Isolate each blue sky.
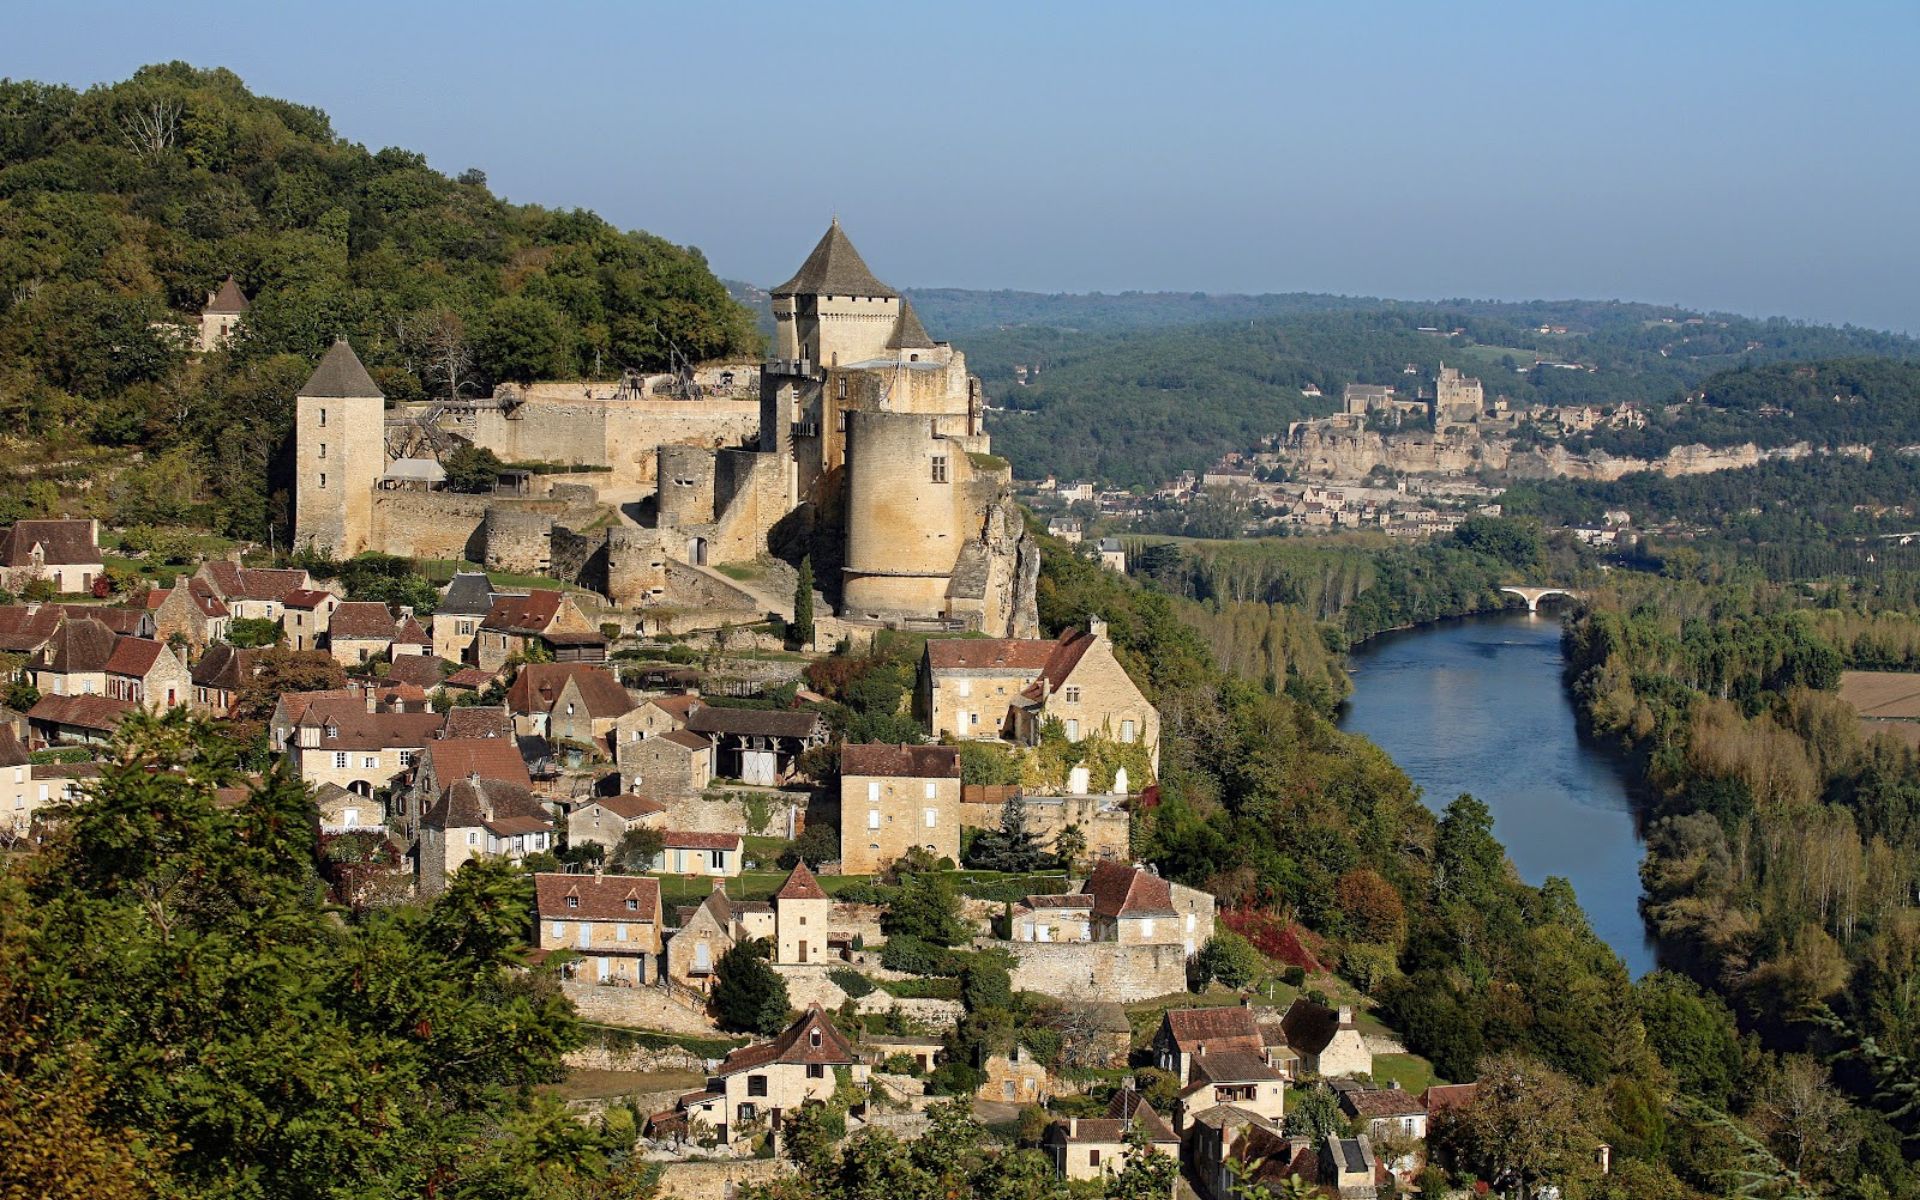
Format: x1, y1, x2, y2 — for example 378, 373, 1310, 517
9, 1, 1919, 330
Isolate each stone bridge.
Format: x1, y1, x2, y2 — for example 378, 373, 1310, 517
1500, 585, 1583, 612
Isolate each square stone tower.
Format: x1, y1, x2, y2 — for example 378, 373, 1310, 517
294, 338, 386, 558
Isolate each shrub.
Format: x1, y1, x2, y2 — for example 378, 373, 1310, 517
882, 1052, 923, 1077
880, 935, 950, 976
827, 967, 875, 999
926, 1060, 986, 1097
1282, 965, 1307, 987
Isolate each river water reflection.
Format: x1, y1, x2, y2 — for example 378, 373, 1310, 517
1337, 608, 1656, 976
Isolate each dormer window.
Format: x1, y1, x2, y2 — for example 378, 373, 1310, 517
567, 896, 579, 909
809, 1029, 822, 1048
324, 724, 338, 739
626, 898, 638, 910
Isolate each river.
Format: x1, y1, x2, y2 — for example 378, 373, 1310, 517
1337, 608, 1656, 977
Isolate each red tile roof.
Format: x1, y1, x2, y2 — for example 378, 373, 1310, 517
480, 590, 563, 634
28, 693, 136, 732
924, 637, 1058, 673
663, 830, 744, 851
1344, 1088, 1427, 1119
641, 693, 700, 723
420, 737, 533, 788
439, 705, 513, 740
35, 617, 119, 674
508, 664, 633, 719
283, 589, 334, 610
1279, 998, 1354, 1057
104, 637, 165, 678
328, 601, 398, 640
534, 872, 662, 922
840, 743, 961, 779
685, 706, 826, 739
774, 860, 829, 901
0, 606, 63, 653
443, 667, 496, 689
54, 605, 149, 636
596, 794, 667, 820
657, 729, 712, 752
715, 1008, 855, 1077
1421, 1083, 1479, 1114
295, 702, 444, 752
1081, 861, 1177, 920
1162, 1006, 1264, 1054
385, 655, 455, 689
0, 726, 28, 768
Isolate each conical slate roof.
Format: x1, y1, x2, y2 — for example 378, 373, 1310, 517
771, 219, 898, 299
204, 274, 250, 314
774, 859, 829, 901
300, 337, 384, 399
887, 299, 936, 350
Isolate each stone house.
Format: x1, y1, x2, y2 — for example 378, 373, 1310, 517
438, 703, 515, 742
314, 781, 385, 835
534, 871, 663, 986
392, 614, 430, 658
858, 1034, 944, 1073
1321, 1133, 1383, 1198
1340, 1086, 1427, 1179
1042, 1090, 1179, 1182
837, 743, 961, 875
1011, 862, 1212, 955
25, 694, 133, 747
194, 563, 313, 622
327, 601, 401, 665
684, 705, 828, 786
652, 830, 744, 877
1187, 1106, 1285, 1200
147, 576, 231, 650
399, 736, 534, 841
771, 860, 833, 965
433, 572, 497, 663
417, 775, 554, 896
475, 589, 595, 672
197, 275, 248, 351
1010, 893, 1094, 943
281, 588, 339, 652
188, 644, 261, 717
0, 605, 64, 658
617, 728, 712, 797
1154, 1006, 1267, 1084
921, 619, 1159, 771
665, 885, 767, 988
1097, 539, 1127, 573
1279, 999, 1372, 1079
27, 616, 119, 698
268, 688, 356, 751
0, 725, 91, 836
1175, 1046, 1288, 1129
611, 692, 699, 748
0, 519, 102, 595
567, 793, 667, 850
506, 663, 634, 744
976, 1045, 1050, 1106
676, 1007, 865, 1145
285, 698, 445, 796
102, 637, 190, 710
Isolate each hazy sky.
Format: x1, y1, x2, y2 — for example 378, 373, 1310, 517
11, 1, 1919, 330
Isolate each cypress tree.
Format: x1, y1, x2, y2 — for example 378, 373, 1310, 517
792, 556, 816, 647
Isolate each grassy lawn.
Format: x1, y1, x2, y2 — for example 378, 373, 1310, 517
1372, 1052, 1442, 1093
714, 562, 760, 582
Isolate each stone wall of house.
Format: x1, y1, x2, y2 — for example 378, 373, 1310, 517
654, 1160, 790, 1200
369, 490, 600, 566
563, 1041, 712, 1075
959, 795, 1133, 864
650, 791, 806, 837
996, 939, 1191, 1003
839, 772, 961, 875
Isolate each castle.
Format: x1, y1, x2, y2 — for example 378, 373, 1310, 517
293, 221, 1038, 637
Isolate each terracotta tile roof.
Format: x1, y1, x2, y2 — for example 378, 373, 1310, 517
295, 702, 444, 752
1192, 1049, 1285, 1084
444, 667, 496, 689
1081, 861, 1176, 920
508, 664, 633, 719
1344, 1088, 1426, 1119
385, 655, 455, 689
774, 860, 829, 901
328, 602, 398, 640
663, 830, 744, 851
205, 566, 309, 604
0, 726, 27, 767
54, 605, 149, 636
1279, 998, 1354, 1057
924, 637, 1057, 673
480, 590, 563, 634
684, 705, 825, 739
35, 617, 119, 674
0, 606, 63, 653
657, 729, 711, 752
1106, 1091, 1179, 1142
640, 693, 700, 723
1421, 1083, 1479, 1114
28, 693, 135, 732
1018, 628, 1099, 703
715, 1007, 856, 1077
283, 589, 334, 610
394, 616, 429, 644
439, 705, 513, 740
1185, 1103, 1278, 1133
424, 776, 549, 831
277, 689, 355, 725
1162, 1006, 1264, 1054
1049, 1118, 1130, 1145
0, 520, 98, 567
103, 637, 165, 678
840, 743, 960, 779
420, 737, 532, 788
534, 872, 661, 922
595, 793, 667, 820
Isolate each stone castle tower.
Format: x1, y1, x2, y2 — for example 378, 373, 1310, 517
294, 338, 386, 558
198, 275, 249, 353
1435, 363, 1484, 424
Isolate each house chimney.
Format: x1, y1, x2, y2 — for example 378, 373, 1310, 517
1067, 1118, 1077, 1137
1088, 615, 1107, 640
1337, 1005, 1354, 1026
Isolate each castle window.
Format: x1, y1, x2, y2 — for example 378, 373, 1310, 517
318, 443, 327, 459
1120, 720, 1136, 743
318, 473, 326, 489
924, 782, 937, 800
319, 408, 327, 427
837, 377, 847, 398
868, 809, 880, 830
930, 456, 948, 484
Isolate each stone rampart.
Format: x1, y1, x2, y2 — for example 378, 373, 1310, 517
995, 939, 1190, 1003
654, 1161, 790, 1200
467, 395, 759, 491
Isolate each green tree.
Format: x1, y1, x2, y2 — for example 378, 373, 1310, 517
224, 616, 283, 648
967, 795, 1046, 873
1637, 971, 1742, 1109
611, 825, 665, 873
791, 556, 815, 647
1284, 1083, 1345, 1143
1193, 930, 1264, 990
442, 443, 504, 494
712, 938, 790, 1035
882, 873, 970, 947
480, 295, 569, 383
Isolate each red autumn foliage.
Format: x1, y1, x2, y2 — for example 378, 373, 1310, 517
1221, 905, 1326, 973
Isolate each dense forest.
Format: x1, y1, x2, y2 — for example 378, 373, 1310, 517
960, 304, 1915, 487
0, 63, 759, 541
